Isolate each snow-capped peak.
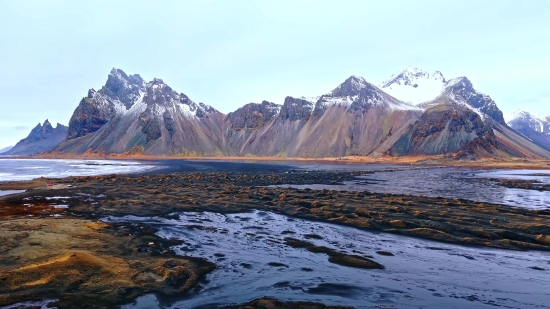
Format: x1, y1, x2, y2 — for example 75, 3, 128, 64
508, 109, 550, 133
380, 67, 447, 104
330, 75, 370, 97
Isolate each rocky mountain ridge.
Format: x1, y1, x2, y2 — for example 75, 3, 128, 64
5, 120, 68, 155
43, 68, 550, 159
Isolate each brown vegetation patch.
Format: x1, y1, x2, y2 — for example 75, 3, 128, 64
0, 218, 214, 309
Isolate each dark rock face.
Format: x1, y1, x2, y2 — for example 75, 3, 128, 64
225, 101, 281, 130
443, 77, 505, 124
67, 97, 115, 140
5, 120, 68, 155
391, 103, 499, 157
279, 97, 314, 121
139, 110, 162, 142
67, 68, 146, 140
163, 111, 176, 137
104, 69, 145, 108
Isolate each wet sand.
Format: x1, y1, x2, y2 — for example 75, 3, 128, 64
26, 152, 550, 170
1, 166, 549, 308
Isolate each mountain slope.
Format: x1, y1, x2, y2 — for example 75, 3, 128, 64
54, 69, 224, 156
5, 120, 68, 155
507, 110, 550, 151
391, 98, 502, 158
227, 76, 423, 157
383, 67, 549, 158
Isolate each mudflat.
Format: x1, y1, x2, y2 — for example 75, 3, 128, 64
0, 168, 549, 308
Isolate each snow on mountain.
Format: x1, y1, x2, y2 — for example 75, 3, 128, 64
313, 75, 421, 113
380, 67, 446, 105
508, 110, 550, 133
381, 68, 506, 124
67, 69, 220, 141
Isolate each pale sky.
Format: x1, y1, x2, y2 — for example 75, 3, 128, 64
1, 0, 549, 147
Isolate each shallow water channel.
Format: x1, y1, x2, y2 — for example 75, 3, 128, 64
105, 210, 550, 309
275, 168, 550, 210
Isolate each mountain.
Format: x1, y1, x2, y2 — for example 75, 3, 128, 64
507, 110, 550, 151
391, 98, 502, 158
50, 67, 550, 159
382, 67, 549, 159
381, 67, 505, 123
222, 76, 423, 157
5, 120, 68, 155
0, 146, 13, 154
54, 69, 224, 156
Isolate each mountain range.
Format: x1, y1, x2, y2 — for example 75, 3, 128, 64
9, 67, 550, 159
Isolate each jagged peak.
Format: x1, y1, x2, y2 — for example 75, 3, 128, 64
444, 76, 472, 90
109, 68, 129, 80
260, 100, 279, 106
43, 119, 51, 126
343, 75, 368, 87
330, 75, 375, 97
106, 68, 145, 88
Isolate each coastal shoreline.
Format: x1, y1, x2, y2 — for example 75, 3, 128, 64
5, 152, 550, 171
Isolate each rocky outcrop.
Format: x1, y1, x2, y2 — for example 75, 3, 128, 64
67, 69, 146, 140
5, 120, 68, 155
443, 77, 506, 124
225, 101, 281, 129
391, 101, 500, 158
280, 97, 314, 121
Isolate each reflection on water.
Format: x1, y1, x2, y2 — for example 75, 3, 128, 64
0, 159, 157, 182
476, 169, 550, 184
109, 211, 550, 309
0, 190, 25, 197
275, 168, 550, 209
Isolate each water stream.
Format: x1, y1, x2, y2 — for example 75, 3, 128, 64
106, 211, 550, 309
274, 168, 550, 209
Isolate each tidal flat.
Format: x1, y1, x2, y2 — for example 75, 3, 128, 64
0, 165, 549, 308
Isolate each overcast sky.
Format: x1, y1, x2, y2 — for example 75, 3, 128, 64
0, 0, 549, 147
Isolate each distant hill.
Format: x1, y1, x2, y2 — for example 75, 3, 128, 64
0, 145, 13, 154
507, 110, 550, 151
5, 120, 68, 155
